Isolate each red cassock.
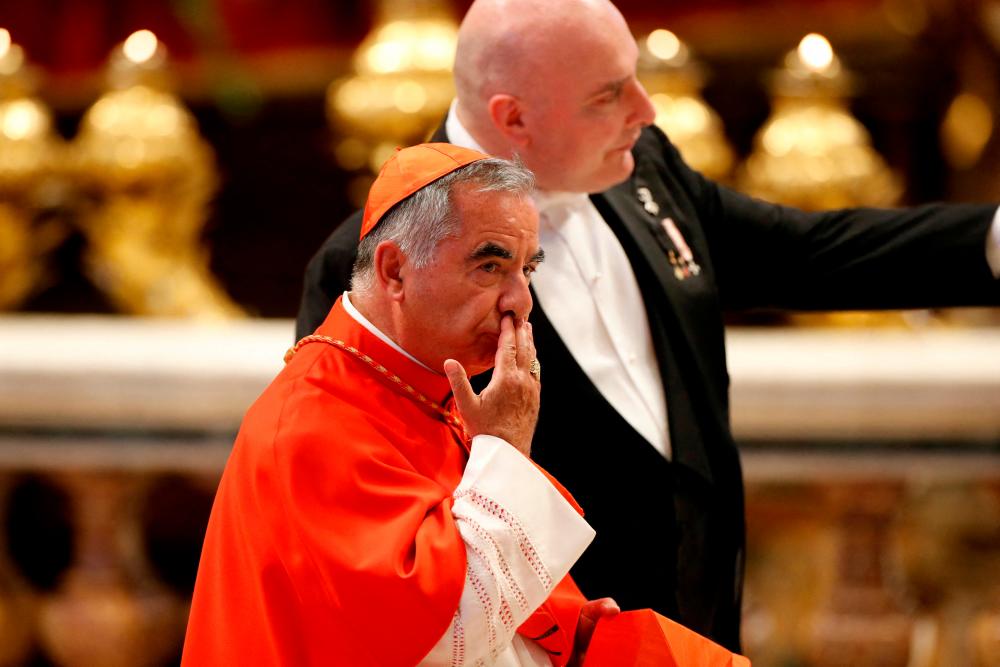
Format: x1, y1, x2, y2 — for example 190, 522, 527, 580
182, 298, 586, 666
583, 610, 752, 666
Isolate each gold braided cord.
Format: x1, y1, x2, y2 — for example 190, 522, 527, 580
285, 334, 468, 437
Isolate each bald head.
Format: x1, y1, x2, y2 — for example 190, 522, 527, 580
451, 0, 654, 193
454, 0, 633, 151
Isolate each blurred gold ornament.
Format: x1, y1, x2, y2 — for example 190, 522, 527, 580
738, 34, 902, 211
638, 29, 734, 181
0, 29, 69, 311
71, 30, 243, 319
327, 0, 457, 206
941, 92, 993, 170
739, 35, 907, 328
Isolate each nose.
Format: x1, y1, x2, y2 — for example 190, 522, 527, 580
626, 78, 656, 128
498, 271, 533, 322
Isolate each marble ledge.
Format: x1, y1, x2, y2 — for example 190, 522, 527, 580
0, 315, 998, 444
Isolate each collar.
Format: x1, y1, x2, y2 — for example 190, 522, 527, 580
445, 99, 488, 153
342, 292, 435, 373
314, 297, 453, 407
446, 100, 590, 219
531, 189, 591, 220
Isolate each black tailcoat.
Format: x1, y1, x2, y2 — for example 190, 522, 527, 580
296, 124, 999, 651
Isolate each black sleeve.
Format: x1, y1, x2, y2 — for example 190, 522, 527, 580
295, 210, 364, 340
646, 126, 999, 310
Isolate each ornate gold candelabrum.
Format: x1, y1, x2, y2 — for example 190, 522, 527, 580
327, 0, 457, 205
0, 29, 68, 311
638, 29, 734, 181
739, 34, 905, 327
70, 30, 243, 319
739, 34, 901, 210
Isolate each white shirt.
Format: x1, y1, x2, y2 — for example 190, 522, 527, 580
529, 191, 672, 459
447, 103, 673, 459
343, 291, 596, 666
447, 103, 1000, 464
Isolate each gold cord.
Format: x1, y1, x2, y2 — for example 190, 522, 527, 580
285, 335, 469, 440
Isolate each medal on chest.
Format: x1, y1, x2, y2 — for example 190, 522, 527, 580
636, 186, 702, 281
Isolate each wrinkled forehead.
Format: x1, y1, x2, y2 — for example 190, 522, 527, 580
452, 187, 539, 238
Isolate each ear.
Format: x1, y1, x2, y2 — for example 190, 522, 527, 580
487, 94, 530, 147
372, 241, 408, 301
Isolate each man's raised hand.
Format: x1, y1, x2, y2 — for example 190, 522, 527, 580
443, 315, 540, 456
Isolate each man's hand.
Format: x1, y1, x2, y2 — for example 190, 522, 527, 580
444, 315, 540, 456
569, 597, 620, 667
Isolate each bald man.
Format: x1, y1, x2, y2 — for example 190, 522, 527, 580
298, 0, 1000, 652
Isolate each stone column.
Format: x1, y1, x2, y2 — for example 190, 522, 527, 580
36, 471, 187, 667
0, 473, 36, 667
811, 481, 913, 667
970, 479, 1000, 667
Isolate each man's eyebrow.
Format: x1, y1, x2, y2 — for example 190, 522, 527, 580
470, 242, 513, 261
530, 248, 546, 264
586, 76, 628, 100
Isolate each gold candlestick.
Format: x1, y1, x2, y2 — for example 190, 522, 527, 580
738, 33, 901, 210
739, 34, 909, 328
0, 29, 68, 311
638, 29, 734, 181
71, 30, 244, 319
327, 0, 458, 205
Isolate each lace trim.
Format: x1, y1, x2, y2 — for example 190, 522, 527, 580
465, 548, 498, 657
455, 488, 553, 590
451, 609, 465, 667
463, 514, 531, 614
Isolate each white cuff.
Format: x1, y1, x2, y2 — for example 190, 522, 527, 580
460, 434, 595, 573
418, 435, 594, 665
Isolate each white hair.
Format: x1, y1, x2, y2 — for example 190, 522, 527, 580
350, 157, 534, 292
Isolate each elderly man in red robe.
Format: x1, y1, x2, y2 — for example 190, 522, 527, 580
182, 144, 617, 666
183, 143, 752, 667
